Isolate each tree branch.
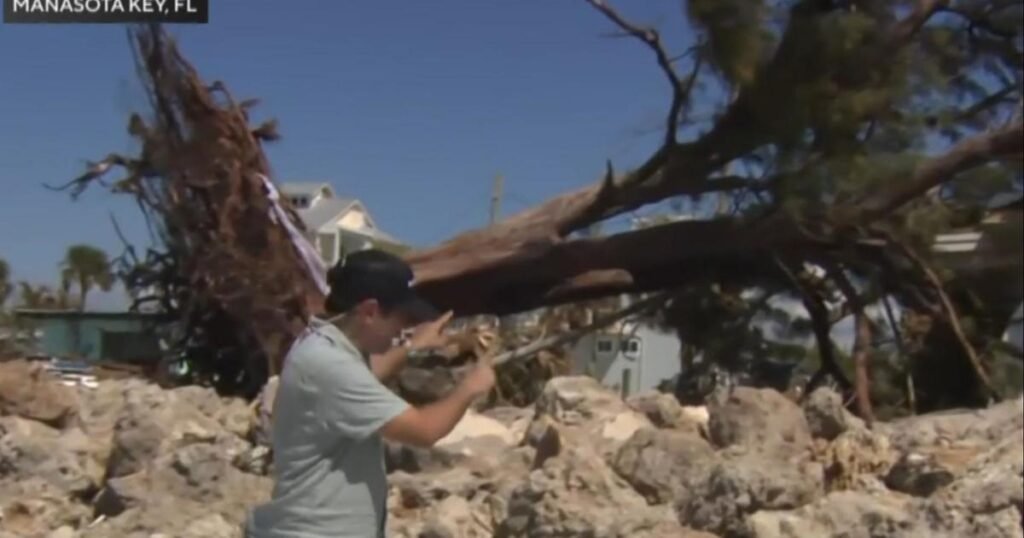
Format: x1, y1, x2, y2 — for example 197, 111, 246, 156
954, 85, 1019, 123
492, 291, 671, 367
842, 121, 1023, 224
825, 263, 877, 425
585, 0, 697, 145
881, 294, 916, 414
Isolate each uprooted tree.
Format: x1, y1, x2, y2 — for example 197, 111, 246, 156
58, 1, 1022, 417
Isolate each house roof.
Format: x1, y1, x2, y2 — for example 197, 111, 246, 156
298, 197, 359, 232
280, 182, 335, 198
343, 226, 404, 246
279, 181, 405, 245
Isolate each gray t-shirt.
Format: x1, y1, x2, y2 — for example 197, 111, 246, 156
247, 319, 409, 538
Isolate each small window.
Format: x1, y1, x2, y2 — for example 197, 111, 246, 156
596, 339, 614, 353
621, 338, 641, 357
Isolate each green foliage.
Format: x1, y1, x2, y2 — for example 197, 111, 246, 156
658, 283, 809, 385
686, 0, 774, 87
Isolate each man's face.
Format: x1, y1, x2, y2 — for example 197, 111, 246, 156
351, 299, 410, 355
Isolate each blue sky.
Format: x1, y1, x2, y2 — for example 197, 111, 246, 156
0, 1, 706, 309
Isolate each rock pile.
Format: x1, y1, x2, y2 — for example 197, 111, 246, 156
1, 359, 1021, 538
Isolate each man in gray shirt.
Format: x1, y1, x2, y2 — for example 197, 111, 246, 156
246, 249, 495, 537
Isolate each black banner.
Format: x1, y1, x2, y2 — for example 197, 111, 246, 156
4, 0, 208, 23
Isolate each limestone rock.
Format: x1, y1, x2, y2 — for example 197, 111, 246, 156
496, 446, 680, 538
707, 387, 813, 451
522, 415, 562, 469
385, 441, 468, 474
924, 433, 1024, 537
885, 446, 977, 497
821, 426, 896, 492
532, 376, 652, 457
388, 447, 531, 538
437, 410, 516, 451
3, 368, 1023, 538
627, 391, 683, 428
0, 417, 103, 499
802, 387, 861, 441
612, 427, 718, 505
48, 526, 77, 538
885, 396, 1024, 452
747, 490, 921, 538
103, 382, 224, 479
481, 406, 532, 441
181, 514, 241, 538
0, 360, 78, 428
387, 410, 516, 474
233, 445, 272, 476
677, 447, 824, 537
0, 478, 92, 537
391, 495, 494, 538
632, 524, 721, 538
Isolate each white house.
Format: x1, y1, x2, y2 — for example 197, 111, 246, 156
280, 182, 406, 266
570, 312, 681, 398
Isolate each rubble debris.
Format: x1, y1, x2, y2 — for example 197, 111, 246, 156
0, 359, 1021, 537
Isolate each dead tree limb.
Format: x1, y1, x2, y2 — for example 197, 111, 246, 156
844, 121, 1023, 224
410, 119, 1022, 315
404, 3, 1004, 316
826, 263, 877, 425
492, 291, 671, 367
584, 0, 701, 145
881, 294, 916, 414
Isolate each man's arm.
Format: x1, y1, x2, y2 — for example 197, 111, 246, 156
369, 346, 409, 382
379, 383, 477, 447
379, 356, 495, 448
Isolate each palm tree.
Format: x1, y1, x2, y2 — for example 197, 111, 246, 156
60, 245, 114, 311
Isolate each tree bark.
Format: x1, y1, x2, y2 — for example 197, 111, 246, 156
408, 122, 1023, 316
828, 264, 877, 425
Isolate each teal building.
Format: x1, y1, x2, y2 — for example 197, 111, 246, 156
14, 309, 163, 363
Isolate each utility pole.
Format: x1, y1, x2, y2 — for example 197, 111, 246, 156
489, 174, 504, 226
489, 173, 508, 330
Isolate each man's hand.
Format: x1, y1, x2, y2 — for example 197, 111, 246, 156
461, 353, 496, 398
407, 310, 454, 352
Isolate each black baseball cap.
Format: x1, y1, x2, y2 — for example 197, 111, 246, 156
324, 248, 440, 324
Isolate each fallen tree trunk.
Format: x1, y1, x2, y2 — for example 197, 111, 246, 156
62, 5, 1020, 402
408, 122, 1023, 315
